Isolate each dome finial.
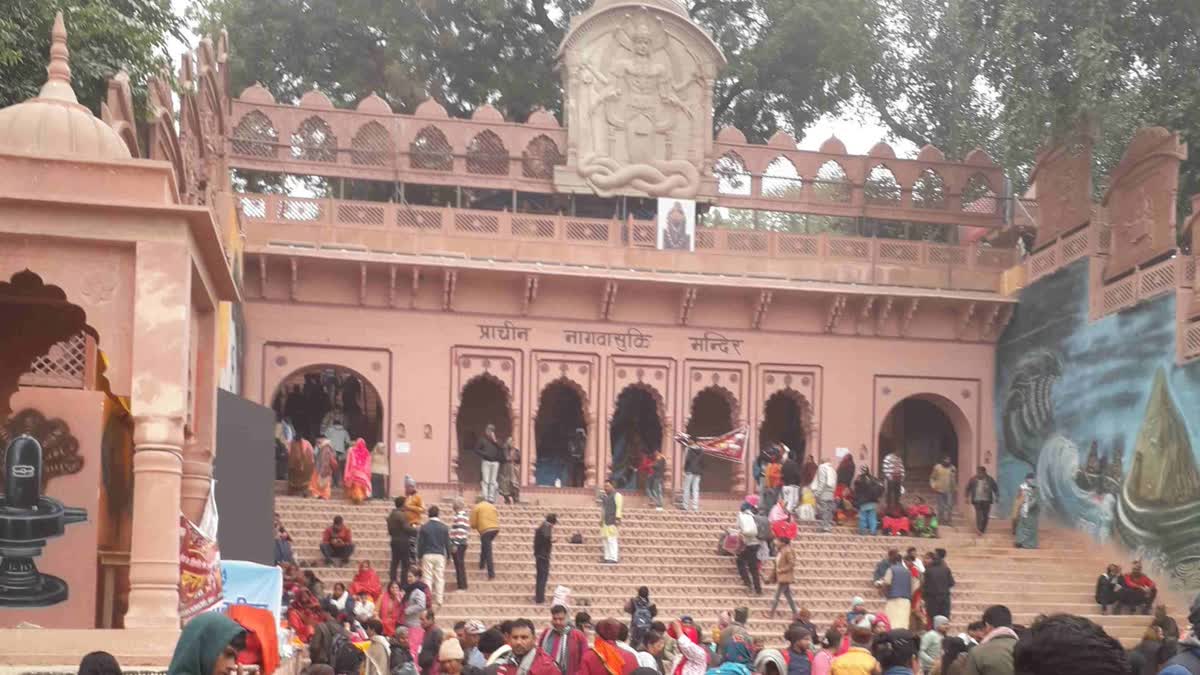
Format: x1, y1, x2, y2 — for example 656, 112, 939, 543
39, 11, 78, 104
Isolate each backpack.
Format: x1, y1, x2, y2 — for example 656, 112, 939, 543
391, 663, 417, 675
754, 514, 772, 543
632, 600, 653, 632
331, 632, 366, 675
720, 529, 745, 555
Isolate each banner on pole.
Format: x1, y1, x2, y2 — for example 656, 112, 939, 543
674, 427, 747, 463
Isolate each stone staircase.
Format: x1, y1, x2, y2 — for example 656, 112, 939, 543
276, 491, 1166, 648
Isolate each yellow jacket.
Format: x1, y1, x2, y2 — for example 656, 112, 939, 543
929, 464, 956, 494
832, 646, 880, 675
470, 500, 500, 533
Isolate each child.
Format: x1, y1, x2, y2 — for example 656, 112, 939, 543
354, 591, 376, 623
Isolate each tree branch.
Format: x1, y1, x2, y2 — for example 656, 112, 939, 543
713, 80, 748, 121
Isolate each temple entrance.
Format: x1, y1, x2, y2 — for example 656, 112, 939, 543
758, 390, 808, 463
609, 384, 663, 490
271, 364, 383, 449
878, 396, 959, 498
456, 374, 513, 487
687, 386, 737, 493
534, 378, 587, 487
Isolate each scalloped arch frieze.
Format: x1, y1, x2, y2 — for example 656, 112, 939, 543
606, 355, 676, 483
684, 359, 749, 493
530, 350, 601, 487
755, 364, 821, 459
450, 346, 522, 481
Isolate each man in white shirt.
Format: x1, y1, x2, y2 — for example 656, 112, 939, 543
636, 631, 666, 673
811, 457, 837, 533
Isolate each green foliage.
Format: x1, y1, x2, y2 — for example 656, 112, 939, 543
861, 0, 1200, 218
190, 0, 876, 139
0, 0, 182, 114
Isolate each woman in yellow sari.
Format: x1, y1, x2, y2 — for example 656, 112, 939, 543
310, 439, 337, 500
287, 439, 314, 496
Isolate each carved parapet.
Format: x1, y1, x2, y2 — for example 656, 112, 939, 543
1102, 127, 1187, 280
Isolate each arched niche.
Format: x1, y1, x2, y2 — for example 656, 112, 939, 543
533, 377, 588, 487
271, 363, 384, 450
609, 383, 665, 491
686, 384, 739, 493
455, 373, 515, 487
876, 393, 972, 494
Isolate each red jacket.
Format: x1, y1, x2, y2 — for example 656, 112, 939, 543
495, 650, 561, 675
580, 647, 637, 675
1125, 573, 1155, 590
538, 627, 589, 675
323, 525, 352, 545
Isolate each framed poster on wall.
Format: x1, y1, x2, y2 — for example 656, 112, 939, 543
657, 198, 696, 251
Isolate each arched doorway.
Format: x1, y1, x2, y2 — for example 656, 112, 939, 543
758, 390, 809, 463
534, 378, 587, 487
609, 384, 663, 491
878, 396, 960, 498
272, 364, 384, 449
456, 374, 513, 487
687, 386, 737, 493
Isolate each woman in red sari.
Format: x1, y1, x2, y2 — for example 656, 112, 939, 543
378, 580, 404, 638
287, 587, 322, 643
350, 561, 382, 601
343, 438, 373, 504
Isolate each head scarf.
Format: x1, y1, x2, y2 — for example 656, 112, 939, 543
440, 638, 465, 661
166, 613, 246, 675
744, 494, 760, 510
405, 475, 417, 490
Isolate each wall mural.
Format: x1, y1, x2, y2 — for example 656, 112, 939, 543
0, 408, 85, 487
996, 259, 1200, 587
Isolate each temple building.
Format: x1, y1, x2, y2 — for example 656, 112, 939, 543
1, 0, 1200, 664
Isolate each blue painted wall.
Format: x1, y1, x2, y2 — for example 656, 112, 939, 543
995, 258, 1200, 585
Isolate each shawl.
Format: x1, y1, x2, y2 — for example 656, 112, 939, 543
351, 562, 382, 600
311, 442, 336, 499
228, 604, 280, 675
379, 590, 404, 637
345, 439, 374, 494
167, 613, 246, 675
541, 627, 574, 675
288, 440, 315, 492
593, 640, 627, 675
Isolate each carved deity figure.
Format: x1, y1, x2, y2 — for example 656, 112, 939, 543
599, 14, 689, 164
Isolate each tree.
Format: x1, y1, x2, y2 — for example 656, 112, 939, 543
190, 0, 877, 140
0, 0, 182, 113
860, 0, 1200, 218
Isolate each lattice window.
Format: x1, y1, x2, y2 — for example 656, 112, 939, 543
20, 333, 87, 389
695, 229, 716, 249
865, 165, 901, 205
912, 169, 945, 209
1139, 262, 1176, 299
728, 231, 768, 253
513, 216, 556, 239
337, 203, 385, 226
566, 220, 608, 242
521, 135, 562, 179
1102, 278, 1136, 314
631, 223, 657, 246
962, 173, 997, 214
240, 196, 266, 219
396, 207, 443, 230
778, 235, 819, 256
828, 237, 869, 258
466, 131, 510, 175
410, 126, 453, 171
1030, 248, 1058, 278
351, 122, 393, 166
279, 198, 322, 221
455, 212, 499, 234
715, 152, 751, 196
762, 156, 802, 199
814, 160, 851, 203
1186, 322, 1200, 359
928, 245, 966, 265
231, 110, 278, 158
879, 241, 920, 263
290, 116, 337, 162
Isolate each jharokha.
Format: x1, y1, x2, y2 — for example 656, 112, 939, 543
2, 0, 1200, 669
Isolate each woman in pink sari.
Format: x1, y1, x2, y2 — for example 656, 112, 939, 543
344, 438, 373, 504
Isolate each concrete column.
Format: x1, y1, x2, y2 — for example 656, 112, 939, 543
181, 308, 217, 523
124, 241, 192, 629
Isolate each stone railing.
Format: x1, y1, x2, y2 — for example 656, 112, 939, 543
239, 193, 1016, 293
228, 89, 1008, 230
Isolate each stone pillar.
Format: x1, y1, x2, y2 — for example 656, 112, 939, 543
181, 308, 217, 523
124, 241, 192, 629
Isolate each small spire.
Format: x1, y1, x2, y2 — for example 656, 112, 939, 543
39, 11, 78, 103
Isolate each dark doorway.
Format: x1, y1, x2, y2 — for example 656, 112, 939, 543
271, 365, 383, 448
456, 375, 513, 487
609, 385, 663, 490
535, 378, 587, 487
758, 391, 808, 463
687, 386, 736, 493
878, 397, 958, 494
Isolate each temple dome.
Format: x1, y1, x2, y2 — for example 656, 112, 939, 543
0, 13, 130, 161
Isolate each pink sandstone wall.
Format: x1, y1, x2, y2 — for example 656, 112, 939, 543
242, 295, 998, 495
0, 387, 104, 629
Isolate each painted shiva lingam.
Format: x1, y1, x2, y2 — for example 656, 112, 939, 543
0, 434, 87, 606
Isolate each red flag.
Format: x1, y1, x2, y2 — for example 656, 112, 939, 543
675, 427, 747, 463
